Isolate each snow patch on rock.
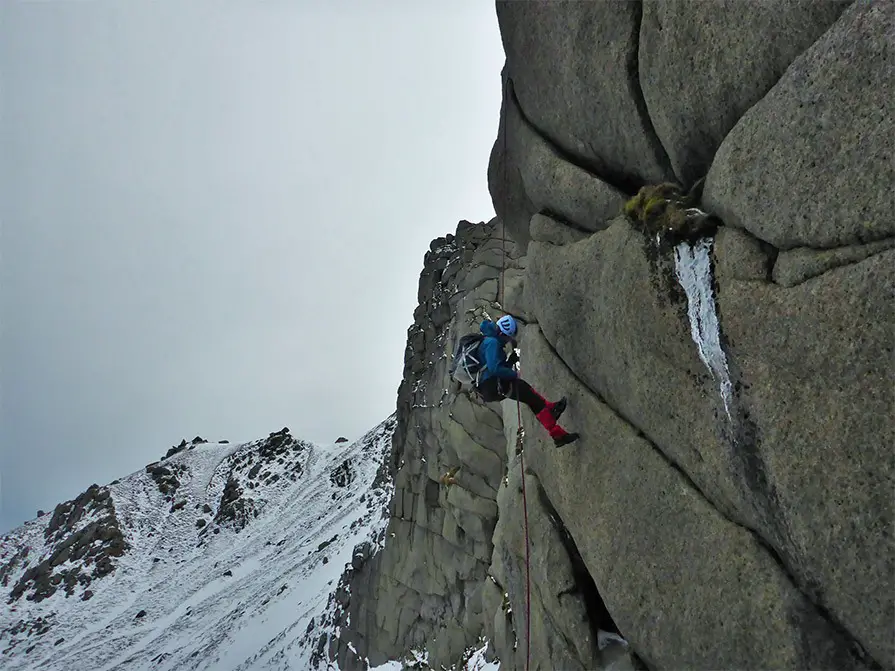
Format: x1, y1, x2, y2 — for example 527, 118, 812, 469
674, 237, 733, 419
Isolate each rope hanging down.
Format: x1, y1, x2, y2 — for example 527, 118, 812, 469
499, 100, 532, 671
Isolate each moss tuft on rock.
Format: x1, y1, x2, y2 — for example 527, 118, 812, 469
623, 181, 718, 243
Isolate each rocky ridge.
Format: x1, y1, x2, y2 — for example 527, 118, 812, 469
0, 422, 398, 670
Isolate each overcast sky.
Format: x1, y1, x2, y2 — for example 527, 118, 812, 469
0, 1, 503, 533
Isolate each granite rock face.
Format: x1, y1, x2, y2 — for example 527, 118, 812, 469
639, 0, 849, 184
703, 1, 895, 249
331, 2, 894, 668
496, 0, 674, 187
328, 220, 519, 669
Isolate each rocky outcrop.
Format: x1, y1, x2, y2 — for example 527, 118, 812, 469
332, 2, 893, 669
211, 429, 307, 533
327, 220, 522, 669
639, 0, 849, 184
3, 485, 127, 604
330, 460, 355, 488
145, 462, 187, 497
496, 0, 673, 188
486, 0, 892, 667
164, 439, 189, 460
703, 1, 895, 249
1, 616, 55, 657
327, 219, 644, 671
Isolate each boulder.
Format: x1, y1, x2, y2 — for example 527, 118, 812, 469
496, 0, 673, 186
639, 0, 849, 184
704, 1, 895, 248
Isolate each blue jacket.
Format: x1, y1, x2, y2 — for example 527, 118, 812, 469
477, 320, 517, 382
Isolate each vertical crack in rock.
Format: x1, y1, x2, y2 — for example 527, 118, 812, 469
538, 330, 882, 669
534, 483, 650, 670
672, 236, 733, 419
507, 78, 643, 197
535, 484, 620, 638
628, 1, 675, 181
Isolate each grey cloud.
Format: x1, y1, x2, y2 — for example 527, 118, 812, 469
1, 0, 503, 532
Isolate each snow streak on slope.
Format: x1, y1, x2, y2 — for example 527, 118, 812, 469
0, 416, 396, 671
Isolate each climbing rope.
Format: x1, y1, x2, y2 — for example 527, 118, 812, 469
517, 406, 532, 671
499, 98, 532, 671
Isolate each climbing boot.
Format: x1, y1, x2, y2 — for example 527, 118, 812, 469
549, 397, 567, 421
553, 432, 579, 448
537, 408, 576, 446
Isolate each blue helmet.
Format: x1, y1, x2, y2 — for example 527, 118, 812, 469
497, 315, 517, 338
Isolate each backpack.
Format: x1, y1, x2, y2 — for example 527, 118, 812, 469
449, 334, 486, 385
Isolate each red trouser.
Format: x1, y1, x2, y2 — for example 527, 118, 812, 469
476, 377, 569, 439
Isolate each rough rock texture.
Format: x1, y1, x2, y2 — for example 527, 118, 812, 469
715, 247, 895, 665
488, 459, 635, 671
525, 214, 892, 666
772, 237, 895, 287
639, 0, 849, 184
704, 0, 895, 249
328, 220, 639, 670
496, 0, 673, 187
333, 2, 893, 669
329, 220, 519, 669
489, 74, 628, 246
520, 324, 868, 670
530, 213, 589, 247
492, 0, 892, 663
2, 485, 127, 604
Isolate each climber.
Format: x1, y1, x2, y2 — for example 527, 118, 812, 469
474, 315, 579, 448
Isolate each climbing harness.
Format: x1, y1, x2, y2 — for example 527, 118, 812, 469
499, 109, 533, 671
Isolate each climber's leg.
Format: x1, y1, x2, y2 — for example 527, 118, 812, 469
504, 379, 579, 447
502, 378, 547, 414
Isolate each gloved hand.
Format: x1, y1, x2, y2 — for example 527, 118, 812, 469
507, 351, 520, 367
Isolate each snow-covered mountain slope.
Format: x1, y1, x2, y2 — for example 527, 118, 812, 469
0, 417, 397, 671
